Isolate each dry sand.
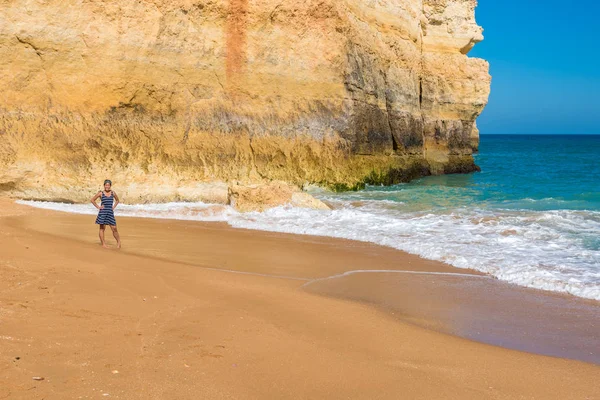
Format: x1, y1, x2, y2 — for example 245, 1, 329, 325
1, 199, 599, 399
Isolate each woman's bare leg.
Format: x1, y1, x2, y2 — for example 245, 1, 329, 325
110, 225, 121, 249
99, 225, 108, 248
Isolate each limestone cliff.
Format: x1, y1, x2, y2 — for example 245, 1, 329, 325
0, 0, 490, 203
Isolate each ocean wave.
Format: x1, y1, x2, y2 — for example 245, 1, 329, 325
494, 197, 600, 212
17, 199, 600, 301
17, 200, 235, 221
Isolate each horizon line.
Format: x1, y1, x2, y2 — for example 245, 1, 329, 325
479, 133, 600, 136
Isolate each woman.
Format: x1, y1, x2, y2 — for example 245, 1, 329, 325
91, 179, 121, 249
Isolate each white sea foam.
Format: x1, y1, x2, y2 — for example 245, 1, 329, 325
18, 199, 600, 301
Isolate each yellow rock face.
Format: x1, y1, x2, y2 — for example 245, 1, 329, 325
0, 0, 490, 203
228, 181, 330, 212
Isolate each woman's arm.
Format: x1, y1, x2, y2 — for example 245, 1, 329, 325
112, 192, 120, 210
91, 191, 102, 209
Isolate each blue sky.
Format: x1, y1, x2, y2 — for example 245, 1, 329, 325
469, 1, 600, 134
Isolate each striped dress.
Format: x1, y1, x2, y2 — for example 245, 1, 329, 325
95, 192, 117, 226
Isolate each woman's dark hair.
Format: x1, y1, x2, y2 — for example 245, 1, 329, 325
104, 179, 112, 186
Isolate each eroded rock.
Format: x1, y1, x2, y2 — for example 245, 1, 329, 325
0, 0, 491, 202
228, 181, 329, 213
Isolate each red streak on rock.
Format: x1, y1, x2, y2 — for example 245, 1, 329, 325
225, 0, 248, 82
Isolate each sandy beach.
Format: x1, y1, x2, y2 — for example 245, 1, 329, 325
1, 199, 599, 400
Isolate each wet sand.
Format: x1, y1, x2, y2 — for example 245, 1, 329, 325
305, 272, 600, 364
1, 199, 599, 399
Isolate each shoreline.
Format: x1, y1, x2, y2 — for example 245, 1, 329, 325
1, 199, 599, 399
16, 199, 600, 305
10, 200, 600, 360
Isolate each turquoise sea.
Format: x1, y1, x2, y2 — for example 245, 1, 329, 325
21, 134, 600, 300
355, 134, 600, 213
311, 134, 600, 299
